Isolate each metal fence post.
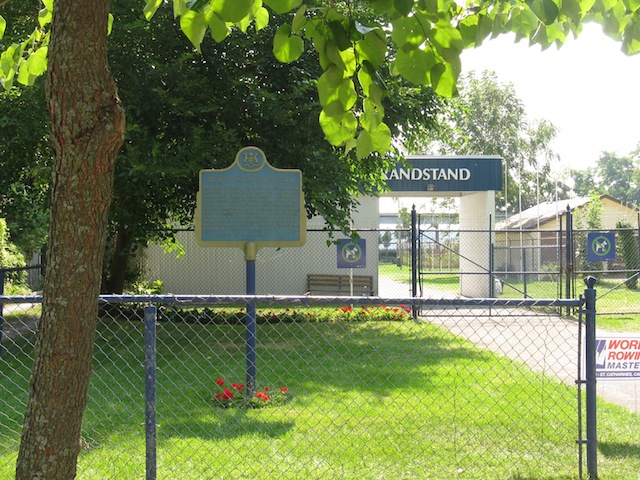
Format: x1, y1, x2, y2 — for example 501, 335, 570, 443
489, 215, 494, 298
0, 270, 5, 359
245, 242, 258, 396
566, 207, 574, 314
144, 304, 158, 480
583, 276, 598, 479
411, 205, 418, 319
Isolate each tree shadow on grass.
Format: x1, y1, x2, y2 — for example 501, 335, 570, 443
160, 408, 295, 441
599, 440, 640, 459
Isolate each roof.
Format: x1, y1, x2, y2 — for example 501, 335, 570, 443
496, 195, 636, 230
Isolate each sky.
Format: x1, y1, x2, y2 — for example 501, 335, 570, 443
460, 23, 640, 173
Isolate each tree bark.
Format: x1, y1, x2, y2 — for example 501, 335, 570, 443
16, 1, 125, 478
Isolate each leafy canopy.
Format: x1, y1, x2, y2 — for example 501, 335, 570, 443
1, 0, 639, 159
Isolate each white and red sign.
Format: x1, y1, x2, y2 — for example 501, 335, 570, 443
595, 334, 640, 380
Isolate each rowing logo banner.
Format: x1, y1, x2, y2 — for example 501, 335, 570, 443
593, 334, 640, 380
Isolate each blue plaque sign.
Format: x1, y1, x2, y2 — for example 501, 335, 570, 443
384, 155, 502, 193
195, 147, 306, 249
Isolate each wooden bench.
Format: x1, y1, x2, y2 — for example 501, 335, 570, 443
306, 274, 374, 296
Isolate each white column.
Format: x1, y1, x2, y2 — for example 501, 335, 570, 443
459, 191, 495, 297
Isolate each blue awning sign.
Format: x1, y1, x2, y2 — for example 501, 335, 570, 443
384, 156, 502, 193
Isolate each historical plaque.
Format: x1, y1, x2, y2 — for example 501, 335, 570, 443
195, 146, 306, 249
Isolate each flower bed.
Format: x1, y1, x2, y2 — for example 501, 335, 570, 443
213, 378, 290, 409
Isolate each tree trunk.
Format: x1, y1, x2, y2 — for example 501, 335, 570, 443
16, 1, 125, 478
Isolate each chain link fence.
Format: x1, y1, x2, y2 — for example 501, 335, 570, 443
2, 294, 592, 479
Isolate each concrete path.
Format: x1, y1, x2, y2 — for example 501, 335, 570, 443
379, 275, 640, 414
1, 303, 40, 341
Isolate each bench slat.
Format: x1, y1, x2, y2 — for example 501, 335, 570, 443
307, 274, 374, 296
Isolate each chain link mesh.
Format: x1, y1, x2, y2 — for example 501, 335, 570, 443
1, 296, 584, 478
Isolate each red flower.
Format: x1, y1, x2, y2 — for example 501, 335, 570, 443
215, 378, 225, 386
231, 383, 244, 391
222, 388, 234, 400
256, 392, 270, 401
264, 387, 269, 392
280, 387, 288, 393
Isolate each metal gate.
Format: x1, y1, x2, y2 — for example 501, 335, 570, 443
413, 206, 640, 308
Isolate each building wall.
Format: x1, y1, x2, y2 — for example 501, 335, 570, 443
539, 197, 638, 231
144, 196, 380, 295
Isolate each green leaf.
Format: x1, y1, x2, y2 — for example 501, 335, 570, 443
264, 0, 303, 15
356, 122, 391, 158
394, 0, 414, 16
254, 7, 269, 31
527, 0, 560, 25
370, 122, 391, 154
1, 69, 15, 90
356, 130, 374, 158
144, 0, 164, 20
624, 0, 640, 12
430, 58, 459, 97
211, 0, 253, 23
371, 0, 393, 14
459, 15, 478, 47
391, 16, 427, 49
323, 99, 347, 117
393, 48, 436, 86
207, 12, 231, 42
42, 0, 54, 10
180, 10, 208, 50
273, 24, 304, 63
602, 2, 629, 36
319, 110, 357, 146
17, 62, 35, 87
26, 47, 48, 77
108, 13, 114, 35
622, 16, 640, 54
357, 67, 374, 98
355, 28, 387, 68
291, 5, 306, 33
433, 21, 464, 53
324, 39, 356, 75
328, 21, 352, 51
0, 15, 6, 40
38, 8, 52, 28
361, 98, 384, 131
187, 0, 211, 10
174, 0, 189, 18
510, 6, 540, 39
317, 67, 356, 110
560, 0, 583, 23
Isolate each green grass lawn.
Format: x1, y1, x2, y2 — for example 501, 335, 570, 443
4, 312, 640, 479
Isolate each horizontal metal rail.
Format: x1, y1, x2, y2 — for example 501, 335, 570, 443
0, 294, 584, 308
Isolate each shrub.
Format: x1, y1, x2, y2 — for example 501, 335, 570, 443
616, 220, 639, 290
